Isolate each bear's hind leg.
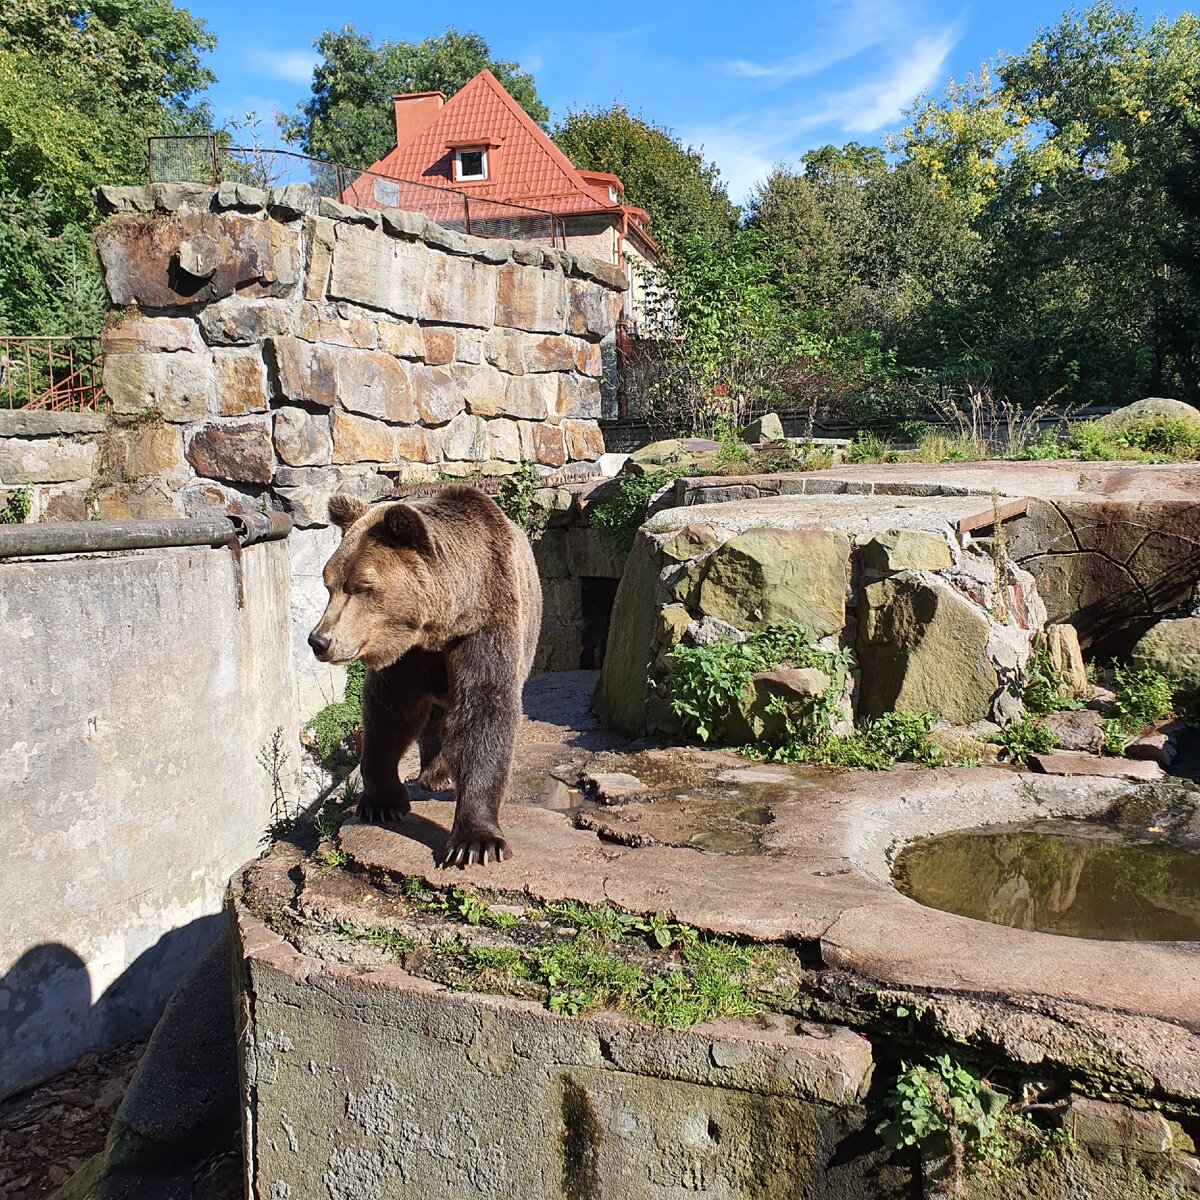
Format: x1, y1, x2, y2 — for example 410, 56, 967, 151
358, 674, 433, 825
417, 704, 453, 792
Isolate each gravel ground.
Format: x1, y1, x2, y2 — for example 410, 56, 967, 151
0, 1040, 145, 1199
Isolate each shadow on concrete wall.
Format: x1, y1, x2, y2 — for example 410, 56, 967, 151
0, 914, 223, 1100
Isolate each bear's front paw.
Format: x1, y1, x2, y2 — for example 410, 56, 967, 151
357, 787, 411, 825
438, 822, 511, 868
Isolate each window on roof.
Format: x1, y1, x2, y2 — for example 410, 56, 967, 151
455, 148, 487, 181
608, 186, 619, 203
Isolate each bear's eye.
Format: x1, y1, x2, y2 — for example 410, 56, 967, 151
346, 582, 374, 597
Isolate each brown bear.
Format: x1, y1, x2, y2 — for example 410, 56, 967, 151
307, 485, 542, 866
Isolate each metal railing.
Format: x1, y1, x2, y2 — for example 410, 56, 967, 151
147, 137, 566, 246
1, 336, 104, 412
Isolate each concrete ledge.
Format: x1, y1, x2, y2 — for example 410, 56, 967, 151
0, 409, 108, 437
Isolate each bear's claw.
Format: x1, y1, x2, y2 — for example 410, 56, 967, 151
438, 833, 511, 868
417, 764, 453, 792
357, 793, 411, 824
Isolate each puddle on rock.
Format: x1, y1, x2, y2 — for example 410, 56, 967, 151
892, 819, 1200, 941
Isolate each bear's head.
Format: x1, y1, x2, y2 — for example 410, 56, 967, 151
307, 494, 441, 668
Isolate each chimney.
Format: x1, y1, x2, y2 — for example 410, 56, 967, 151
392, 91, 446, 148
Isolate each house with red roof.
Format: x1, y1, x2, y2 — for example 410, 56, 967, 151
359, 69, 658, 342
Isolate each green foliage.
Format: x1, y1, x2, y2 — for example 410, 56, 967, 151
767, 710, 942, 770
0, 0, 215, 335
552, 104, 738, 247
0, 485, 31, 523
878, 1056, 1008, 1165
1023, 649, 1084, 715
590, 469, 681, 554
307, 661, 365, 765
496, 462, 542, 540
991, 716, 1058, 764
1102, 662, 1174, 753
337, 922, 415, 960
283, 26, 547, 167
668, 623, 845, 743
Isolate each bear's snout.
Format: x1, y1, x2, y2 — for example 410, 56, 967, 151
308, 630, 332, 659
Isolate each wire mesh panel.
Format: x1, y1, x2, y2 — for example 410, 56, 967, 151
465, 197, 564, 245
147, 136, 218, 184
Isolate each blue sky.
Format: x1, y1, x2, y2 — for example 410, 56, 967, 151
198, 0, 1193, 203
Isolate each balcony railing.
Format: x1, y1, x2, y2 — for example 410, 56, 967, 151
1, 336, 104, 412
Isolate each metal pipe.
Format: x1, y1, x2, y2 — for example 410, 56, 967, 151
0, 514, 291, 559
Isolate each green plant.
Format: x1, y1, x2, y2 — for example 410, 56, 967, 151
1102, 662, 1174, 754
497, 462, 543, 540
306, 662, 365, 766
848, 431, 896, 464
1023, 648, 1083, 715
258, 726, 300, 838
991, 715, 1058, 764
878, 1056, 1008, 1170
0, 486, 32, 524
590, 469, 683, 554
767, 709, 942, 770
668, 623, 848, 742
336, 922, 415, 960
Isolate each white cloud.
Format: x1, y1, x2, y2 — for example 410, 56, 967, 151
688, 21, 962, 201
246, 48, 318, 85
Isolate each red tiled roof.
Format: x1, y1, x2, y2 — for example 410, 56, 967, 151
367, 69, 636, 223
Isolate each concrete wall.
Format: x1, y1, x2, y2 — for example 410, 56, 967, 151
83, 184, 624, 529
0, 535, 300, 1098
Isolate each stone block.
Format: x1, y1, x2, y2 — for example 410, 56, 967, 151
541, 578, 581, 622
109, 422, 183, 481
377, 318, 424, 359
331, 410, 396, 464
214, 350, 269, 415
482, 327, 527, 374
0, 410, 106, 438
103, 314, 201, 354
148, 182, 219, 212
498, 373, 558, 420
455, 363, 508, 417
302, 214, 336, 303
92, 184, 155, 215
95, 211, 299, 308
103, 350, 211, 423
213, 181, 267, 212
93, 480, 178, 519
556, 374, 601, 420
440, 412, 489, 462
421, 326, 457, 365
568, 526, 626, 579
198, 300, 297, 345
534, 529, 570, 578
488, 419, 523, 463
336, 350, 416, 424
533, 422, 566, 467
1132, 617, 1200, 700
409, 364, 463, 425
564, 420, 605, 461
0, 438, 97, 485
1065, 1098, 1173, 1153
740, 413, 785, 443
859, 529, 953, 573
328, 222, 429, 318
393, 424, 439, 464
698, 529, 849, 637
268, 183, 313, 221
496, 263, 566, 333
185, 420, 273, 484
273, 465, 389, 527
273, 409, 332, 468
266, 337, 338, 408
1045, 623, 1090, 698
44, 488, 89, 521
422, 253, 497, 328
570, 253, 629, 290
522, 333, 578, 373
316, 197, 379, 226
1042, 708, 1106, 753
575, 339, 603, 377
295, 302, 376, 350
566, 277, 619, 338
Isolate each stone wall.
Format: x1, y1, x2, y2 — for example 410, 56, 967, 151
87, 183, 624, 528
0, 532, 301, 1098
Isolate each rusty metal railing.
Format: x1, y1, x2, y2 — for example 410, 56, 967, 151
1, 336, 104, 412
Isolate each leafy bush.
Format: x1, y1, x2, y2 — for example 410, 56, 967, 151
591, 469, 683, 554
0, 486, 32, 524
766, 709, 942, 770
1102, 662, 1174, 754
668, 623, 845, 742
496, 463, 543, 540
307, 661, 366, 765
1023, 648, 1083, 715
991, 715, 1058, 764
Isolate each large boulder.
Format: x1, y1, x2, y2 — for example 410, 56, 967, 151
1097, 397, 1200, 432
697, 529, 849, 637
739, 413, 785, 443
623, 438, 720, 477
1131, 617, 1200, 700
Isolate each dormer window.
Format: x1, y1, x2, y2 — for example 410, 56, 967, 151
455, 148, 487, 181
609, 186, 619, 203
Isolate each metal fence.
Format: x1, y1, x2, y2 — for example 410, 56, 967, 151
1, 337, 104, 412
147, 138, 565, 246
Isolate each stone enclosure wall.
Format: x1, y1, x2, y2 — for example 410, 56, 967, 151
80, 182, 622, 527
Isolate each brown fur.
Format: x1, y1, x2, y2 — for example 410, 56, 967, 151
309, 486, 542, 865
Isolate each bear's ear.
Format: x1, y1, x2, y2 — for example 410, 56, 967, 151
328, 494, 369, 532
380, 503, 435, 556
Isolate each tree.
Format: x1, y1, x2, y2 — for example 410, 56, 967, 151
0, 0, 215, 334
552, 105, 739, 247
283, 27, 548, 168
